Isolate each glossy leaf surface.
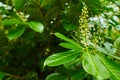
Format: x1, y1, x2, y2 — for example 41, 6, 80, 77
28, 22, 44, 33
7, 26, 25, 40
1, 18, 22, 26
44, 50, 80, 66
82, 52, 110, 79
99, 56, 120, 80
59, 42, 83, 50
46, 73, 66, 80
55, 33, 79, 46
71, 69, 87, 80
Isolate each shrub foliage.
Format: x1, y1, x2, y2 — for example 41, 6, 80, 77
0, 0, 120, 80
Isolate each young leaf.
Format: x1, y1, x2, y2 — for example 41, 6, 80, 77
44, 50, 80, 66
46, 73, 66, 80
7, 26, 25, 40
28, 22, 44, 33
99, 55, 120, 80
82, 51, 110, 79
55, 33, 79, 46
59, 42, 83, 50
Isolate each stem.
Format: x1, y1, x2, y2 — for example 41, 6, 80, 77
5, 73, 25, 80
33, 0, 47, 26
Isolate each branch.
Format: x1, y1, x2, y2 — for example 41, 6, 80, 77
33, 0, 47, 26
5, 73, 25, 80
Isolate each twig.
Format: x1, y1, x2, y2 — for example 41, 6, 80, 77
33, 0, 47, 26
5, 73, 25, 80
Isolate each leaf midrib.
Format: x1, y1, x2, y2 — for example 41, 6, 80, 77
87, 51, 99, 77
100, 57, 119, 80
45, 50, 80, 66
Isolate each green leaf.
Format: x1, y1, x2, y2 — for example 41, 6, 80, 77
64, 58, 81, 70
7, 26, 25, 40
83, 0, 102, 14
96, 45, 108, 54
0, 71, 5, 80
44, 50, 80, 66
28, 22, 44, 33
46, 73, 66, 80
95, 44, 120, 60
41, 0, 55, 7
63, 24, 77, 31
59, 42, 83, 50
99, 55, 120, 80
26, 71, 38, 79
14, 0, 24, 10
71, 69, 87, 80
1, 18, 22, 26
0, 7, 6, 13
104, 42, 116, 54
82, 51, 110, 79
55, 33, 80, 46
114, 37, 120, 49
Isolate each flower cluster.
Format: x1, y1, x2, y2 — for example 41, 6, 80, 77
74, 6, 90, 47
